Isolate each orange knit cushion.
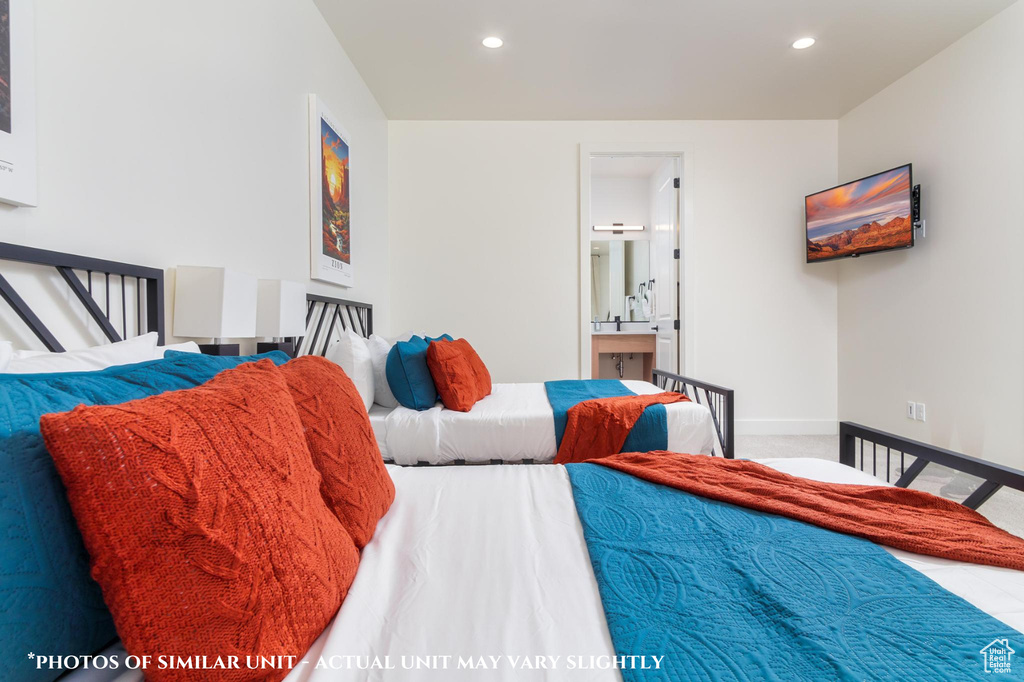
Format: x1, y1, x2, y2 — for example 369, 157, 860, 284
426, 338, 491, 412
460, 339, 492, 397
278, 355, 394, 549
39, 360, 358, 682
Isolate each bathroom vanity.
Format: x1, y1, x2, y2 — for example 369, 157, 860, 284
591, 331, 656, 382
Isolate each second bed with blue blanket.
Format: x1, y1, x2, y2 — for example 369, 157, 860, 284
375, 380, 716, 465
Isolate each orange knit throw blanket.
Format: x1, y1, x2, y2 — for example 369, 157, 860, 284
555, 392, 690, 464
591, 450, 1024, 572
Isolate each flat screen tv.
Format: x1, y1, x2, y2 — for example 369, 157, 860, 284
805, 164, 914, 263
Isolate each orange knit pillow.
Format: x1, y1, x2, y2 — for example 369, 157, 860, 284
39, 360, 358, 682
278, 355, 394, 549
426, 338, 491, 412
460, 338, 492, 397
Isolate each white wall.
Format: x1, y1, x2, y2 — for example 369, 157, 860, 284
389, 121, 839, 433
0, 0, 390, 348
837, 2, 1024, 467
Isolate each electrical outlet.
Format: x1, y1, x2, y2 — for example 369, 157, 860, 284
906, 401, 916, 420
916, 403, 926, 422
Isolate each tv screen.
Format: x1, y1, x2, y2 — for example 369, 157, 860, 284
805, 164, 913, 262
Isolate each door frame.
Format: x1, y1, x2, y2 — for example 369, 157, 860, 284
578, 142, 696, 379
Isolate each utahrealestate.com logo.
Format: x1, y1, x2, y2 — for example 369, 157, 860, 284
980, 639, 1015, 674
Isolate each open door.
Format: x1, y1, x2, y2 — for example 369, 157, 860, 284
651, 158, 679, 374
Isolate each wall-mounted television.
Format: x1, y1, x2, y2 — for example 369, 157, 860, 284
805, 164, 914, 263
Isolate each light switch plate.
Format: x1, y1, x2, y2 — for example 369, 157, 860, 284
916, 403, 926, 422
906, 401, 916, 419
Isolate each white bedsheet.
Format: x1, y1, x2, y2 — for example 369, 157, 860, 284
66, 459, 1024, 682
375, 381, 717, 465
368, 404, 392, 461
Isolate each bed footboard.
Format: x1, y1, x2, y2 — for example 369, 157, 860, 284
653, 370, 735, 459
840, 422, 1024, 510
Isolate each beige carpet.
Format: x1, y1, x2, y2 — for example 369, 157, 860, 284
738, 434, 1023, 538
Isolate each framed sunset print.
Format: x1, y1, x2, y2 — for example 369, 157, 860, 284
309, 94, 353, 287
0, 0, 38, 207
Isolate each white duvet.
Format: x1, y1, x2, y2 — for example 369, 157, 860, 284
68, 459, 1024, 682
369, 381, 717, 465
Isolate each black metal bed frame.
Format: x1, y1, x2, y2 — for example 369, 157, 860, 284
840, 422, 1024, 511
4, 242, 1022, 512
0, 242, 165, 348
292, 293, 373, 356
654, 369, 735, 459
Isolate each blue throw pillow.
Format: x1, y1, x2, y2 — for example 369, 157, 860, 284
0, 351, 288, 682
385, 334, 452, 410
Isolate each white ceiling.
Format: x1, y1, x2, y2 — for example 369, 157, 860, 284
314, 0, 1013, 120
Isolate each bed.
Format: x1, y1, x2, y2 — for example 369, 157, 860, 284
367, 381, 716, 465
294, 295, 735, 463
3, 242, 1023, 681
67, 458, 1024, 682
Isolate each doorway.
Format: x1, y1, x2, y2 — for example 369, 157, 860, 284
579, 144, 693, 381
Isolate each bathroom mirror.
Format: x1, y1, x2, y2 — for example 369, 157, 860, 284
590, 240, 652, 323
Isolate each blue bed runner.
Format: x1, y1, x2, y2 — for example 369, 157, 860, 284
566, 463, 1023, 681
545, 379, 668, 453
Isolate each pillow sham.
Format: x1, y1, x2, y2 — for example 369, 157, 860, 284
0, 340, 11, 371
0, 350, 288, 682
326, 329, 375, 411
155, 340, 201, 357
40, 360, 358, 682
366, 334, 400, 408
4, 332, 158, 373
279, 355, 395, 548
385, 334, 453, 411
426, 338, 492, 412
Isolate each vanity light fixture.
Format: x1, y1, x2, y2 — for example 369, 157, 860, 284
792, 37, 816, 49
482, 36, 504, 48
593, 223, 645, 233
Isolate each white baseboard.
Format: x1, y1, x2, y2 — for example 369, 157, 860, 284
735, 420, 838, 436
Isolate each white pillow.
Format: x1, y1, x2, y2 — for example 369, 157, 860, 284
0, 341, 12, 371
154, 341, 202, 358
5, 332, 160, 374
366, 334, 399, 408
326, 329, 375, 412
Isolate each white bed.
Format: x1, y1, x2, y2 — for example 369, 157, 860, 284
369, 381, 717, 465
73, 459, 1024, 682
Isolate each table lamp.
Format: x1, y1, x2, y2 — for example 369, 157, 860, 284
172, 266, 257, 355
256, 279, 307, 357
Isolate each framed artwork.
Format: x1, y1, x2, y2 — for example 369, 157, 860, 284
0, 0, 37, 207
308, 94, 353, 287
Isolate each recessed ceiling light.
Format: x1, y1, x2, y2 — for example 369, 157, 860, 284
792, 37, 816, 49
482, 36, 504, 49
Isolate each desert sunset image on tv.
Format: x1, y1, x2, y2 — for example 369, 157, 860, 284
806, 165, 912, 262
321, 118, 350, 264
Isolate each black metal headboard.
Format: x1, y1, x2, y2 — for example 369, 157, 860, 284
0, 242, 165, 349
294, 293, 373, 357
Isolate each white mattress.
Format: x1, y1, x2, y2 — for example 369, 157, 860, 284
373, 381, 717, 465
67, 459, 1024, 682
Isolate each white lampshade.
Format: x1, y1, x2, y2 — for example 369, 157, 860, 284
173, 266, 257, 339
256, 279, 307, 338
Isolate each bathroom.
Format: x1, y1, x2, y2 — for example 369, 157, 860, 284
586, 154, 681, 382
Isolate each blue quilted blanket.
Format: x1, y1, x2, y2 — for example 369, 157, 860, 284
566, 463, 1024, 681
0, 351, 289, 682
545, 379, 668, 453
